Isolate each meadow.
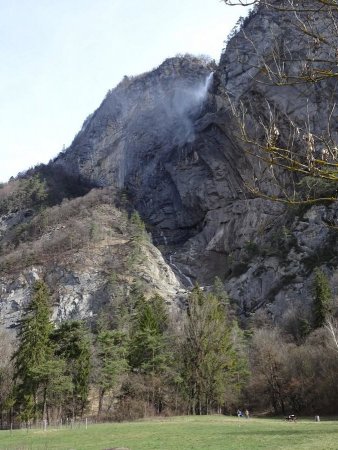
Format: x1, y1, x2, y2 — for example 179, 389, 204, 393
1, 415, 338, 450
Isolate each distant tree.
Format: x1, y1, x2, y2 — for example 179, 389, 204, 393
126, 212, 148, 269
211, 277, 230, 308
0, 331, 15, 427
228, 321, 250, 397
29, 358, 71, 422
312, 268, 333, 328
128, 294, 172, 413
19, 175, 48, 208
249, 328, 288, 414
129, 294, 169, 375
0, 174, 48, 214
129, 211, 147, 242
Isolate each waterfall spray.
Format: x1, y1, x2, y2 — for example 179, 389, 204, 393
192, 72, 214, 104
205, 72, 214, 93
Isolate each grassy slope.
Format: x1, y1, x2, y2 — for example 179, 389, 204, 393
1, 416, 338, 450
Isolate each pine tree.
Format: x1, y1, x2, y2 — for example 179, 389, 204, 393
13, 280, 56, 421
52, 321, 91, 418
0, 331, 14, 427
128, 294, 171, 413
29, 358, 72, 422
129, 294, 169, 375
212, 276, 230, 308
129, 211, 147, 242
95, 330, 129, 416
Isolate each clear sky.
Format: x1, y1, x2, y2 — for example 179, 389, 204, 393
0, 0, 247, 183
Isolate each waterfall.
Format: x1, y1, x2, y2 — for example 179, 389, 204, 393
204, 72, 214, 93
169, 254, 193, 287
192, 72, 214, 104
160, 231, 168, 246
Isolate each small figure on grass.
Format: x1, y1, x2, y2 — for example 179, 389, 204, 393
285, 414, 297, 422
244, 409, 250, 419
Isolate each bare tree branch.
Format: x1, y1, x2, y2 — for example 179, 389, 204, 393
325, 317, 338, 352
223, 0, 338, 203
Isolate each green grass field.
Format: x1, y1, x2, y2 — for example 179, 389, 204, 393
1, 415, 338, 450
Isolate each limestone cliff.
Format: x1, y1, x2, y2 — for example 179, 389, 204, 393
1, 3, 337, 329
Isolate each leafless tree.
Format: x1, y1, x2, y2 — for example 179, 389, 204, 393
325, 316, 338, 352
223, 0, 338, 203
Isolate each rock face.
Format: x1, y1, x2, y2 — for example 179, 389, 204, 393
54, 56, 234, 244
53, 56, 256, 280
0, 244, 182, 330
213, 1, 338, 317
45, 3, 338, 318
1, 2, 337, 328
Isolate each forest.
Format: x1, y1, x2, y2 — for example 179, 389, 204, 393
0, 265, 337, 426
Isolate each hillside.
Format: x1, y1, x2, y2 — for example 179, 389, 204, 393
0, 187, 182, 329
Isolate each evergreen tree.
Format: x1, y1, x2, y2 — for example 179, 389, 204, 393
0, 331, 14, 427
128, 294, 171, 413
313, 268, 332, 328
129, 211, 147, 242
129, 294, 169, 375
127, 212, 149, 269
29, 358, 72, 422
228, 321, 249, 396
13, 280, 55, 421
52, 321, 91, 418
212, 276, 230, 308
95, 330, 129, 416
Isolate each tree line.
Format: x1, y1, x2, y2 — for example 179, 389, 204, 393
0, 268, 337, 426
0, 279, 248, 425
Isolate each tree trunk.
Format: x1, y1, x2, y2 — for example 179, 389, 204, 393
98, 387, 105, 417
42, 386, 47, 423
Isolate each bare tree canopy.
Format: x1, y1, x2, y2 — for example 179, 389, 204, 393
223, 0, 338, 203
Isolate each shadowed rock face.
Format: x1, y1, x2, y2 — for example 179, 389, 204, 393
53, 56, 251, 247
214, 1, 338, 315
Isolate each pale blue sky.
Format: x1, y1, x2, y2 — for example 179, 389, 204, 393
0, 0, 247, 182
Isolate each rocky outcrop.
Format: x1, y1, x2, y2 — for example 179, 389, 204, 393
0, 243, 183, 329
0, 191, 184, 329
